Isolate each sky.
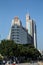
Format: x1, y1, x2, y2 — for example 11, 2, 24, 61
0, 0, 43, 50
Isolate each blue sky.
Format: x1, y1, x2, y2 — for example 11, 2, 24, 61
0, 0, 43, 50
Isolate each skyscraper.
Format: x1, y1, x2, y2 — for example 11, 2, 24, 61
7, 16, 32, 44
7, 14, 37, 48
26, 14, 37, 48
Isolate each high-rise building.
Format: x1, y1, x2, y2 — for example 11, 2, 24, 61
7, 14, 37, 48
34, 22, 37, 48
26, 14, 37, 48
7, 16, 32, 44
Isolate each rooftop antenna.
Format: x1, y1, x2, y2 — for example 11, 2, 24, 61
26, 8, 30, 20
26, 8, 30, 16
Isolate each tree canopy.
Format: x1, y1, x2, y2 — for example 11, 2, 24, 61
0, 40, 41, 61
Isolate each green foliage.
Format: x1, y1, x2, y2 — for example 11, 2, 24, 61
0, 40, 41, 60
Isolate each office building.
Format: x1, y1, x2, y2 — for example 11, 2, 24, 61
7, 14, 37, 48
7, 16, 32, 44
26, 14, 37, 48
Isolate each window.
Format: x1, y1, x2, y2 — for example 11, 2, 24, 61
12, 26, 15, 28
17, 40, 19, 42
17, 26, 20, 28
17, 37, 19, 39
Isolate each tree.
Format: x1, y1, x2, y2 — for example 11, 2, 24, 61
0, 40, 41, 61
0, 54, 4, 60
